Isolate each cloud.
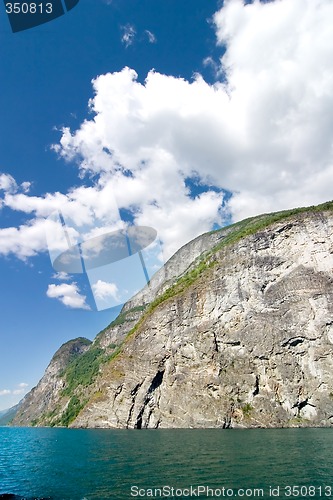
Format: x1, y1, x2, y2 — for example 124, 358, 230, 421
0, 183, 124, 259
212, 0, 333, 219
21, 181, 31, 193
92, 280, 119, 302
46, 283, 90, 310
13, 388, 26, 395
145, 30, 156, 44
0, 383, 29, 397
58, 0, 333, 222
121, 24, 136, 48
0, 218, 50, 259
53, 68, 228, 257
1, 0, 333, 265
52, 272, 71, 281
0, 174, 31, 195
202, 56, 220, 78
18, 382, 28, 388
0, 173, 17, 193
120, 26, 156, 47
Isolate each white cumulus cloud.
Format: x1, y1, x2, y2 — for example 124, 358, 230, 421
57, 0, 333, 223
46, 282, 90, 310
212, 0, 333, 219
0, 218, 50, 259
0, 389, 11, 396
92, 279, 119, 302
0, 383, 29, 397
1, 0, 333, 264
55, 0, 333, 225
18, 382, 28, 388
0, 173, 17, 193
52, 272, 71, 281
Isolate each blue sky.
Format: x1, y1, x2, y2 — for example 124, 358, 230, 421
1, 0, 333, 410
0, 0, 225, 410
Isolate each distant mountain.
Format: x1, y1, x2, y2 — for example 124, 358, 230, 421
11, 201, 333, 429
10, 337, 92, 427
0, 402, 22, 426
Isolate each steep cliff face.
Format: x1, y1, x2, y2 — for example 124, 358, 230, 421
13, 338, 91, 426
12, 204, 333, 428
0, 402, 21, 426
11, 226, 225, 427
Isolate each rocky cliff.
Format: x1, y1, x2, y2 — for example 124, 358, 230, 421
0, 402, 21, 426
13, 337, 91, 426
12, 202, 333, 428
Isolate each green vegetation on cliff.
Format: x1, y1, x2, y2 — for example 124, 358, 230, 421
56, 341, 123, 425
111, 201, 333, 350
58, 395, 87, 427
147, 200, 333, 308
211, 200, 333, 252
94, 305, 147, 343
61, 346, 105, 397
52, 337, 92, 364
34, 201, 333, 427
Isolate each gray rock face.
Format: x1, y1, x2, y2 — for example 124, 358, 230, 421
123, 229, 227, 310
12, 338, 91, 426
72, 211, 333, 429
0, 402, 21, 426
12, 207, 333, 429
11, 227, 225, 428
93, 230, 227, 350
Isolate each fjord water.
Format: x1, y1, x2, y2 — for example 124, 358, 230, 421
0, 428, 332, 500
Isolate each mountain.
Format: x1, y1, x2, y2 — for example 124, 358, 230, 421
0, 402, 21, 426
12, 337, 92, 427
12, 201, 333, 428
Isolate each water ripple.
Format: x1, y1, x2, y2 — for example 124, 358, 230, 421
0, 428, 332, 499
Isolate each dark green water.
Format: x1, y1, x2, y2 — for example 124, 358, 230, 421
0, 428, 332, 499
